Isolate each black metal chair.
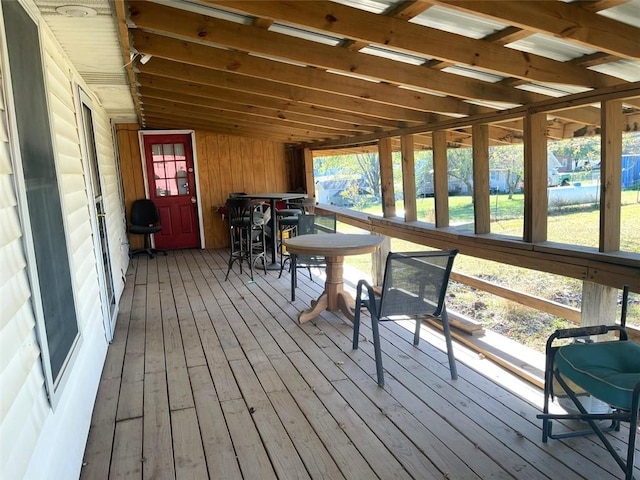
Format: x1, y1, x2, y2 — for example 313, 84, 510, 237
127, 198, 167, 258
537, 286, 639, 480
283, 213, 337, 301
224, 197, 267, 281
352, 250, 459, 387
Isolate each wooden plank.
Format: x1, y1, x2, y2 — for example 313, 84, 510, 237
221, 398, 278, 480
472, 124, 490, 234
432, 130, 449, 227
79, 377, 120, 480
599, 99, 622, 251
268, 389, 346, 479
143, 372, 175, 480
189, 365, 243, 479
117, 282, 146, 421
379, 137, 396, 218
400, 134, 417, 222
170, 408, 208, 479
523, 112, 548, 243
110, 418, 143, 480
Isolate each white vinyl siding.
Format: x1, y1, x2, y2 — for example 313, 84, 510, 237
44, 42, 101, 332
0, 50, 49, 479
0, 5, 129, 478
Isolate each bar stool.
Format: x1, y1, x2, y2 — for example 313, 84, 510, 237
225, 197, 267, 281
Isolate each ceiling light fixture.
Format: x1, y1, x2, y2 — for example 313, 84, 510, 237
55, 5, 98, 17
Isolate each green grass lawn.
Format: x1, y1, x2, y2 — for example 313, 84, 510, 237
337, 191, 640, 350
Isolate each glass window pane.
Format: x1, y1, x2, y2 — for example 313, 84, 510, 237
174, 143, 185, 158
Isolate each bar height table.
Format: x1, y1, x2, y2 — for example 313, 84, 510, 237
238, 192, 306, 270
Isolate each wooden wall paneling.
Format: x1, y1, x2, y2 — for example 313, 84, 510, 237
523, 113, 548, 243
230, 136, 245, 193
378, 137, 396, 218
217, 135, 233, 196
116, 124, 145, 250
432, 131, 449, 228
256, 139, 271, 193
400, 134, 417, 222
208, 134, 229, 249
472, 124, 490, 234
599, 99, 622, 252
303, 148, 314, 197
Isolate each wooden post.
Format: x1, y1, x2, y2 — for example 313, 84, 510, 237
303, 148, 315, 199
523, 112, 548, 243
472, 124, 490, 234
599, 99, 622, 253
433, 131, 449, 227
582, 99, 623, 329
401, 134, 417, 222
378, 137, 396, 218
372, 235, 391, 287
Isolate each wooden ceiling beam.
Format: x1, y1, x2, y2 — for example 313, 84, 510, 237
142, 97, 366, 137
128, 1, 544, 105
143, 114, 308, 143
129, 29, 491, 118
142, 107, 325, 142
143, 99, 347, 139
136, 76, 396, 130
204, 0, 622, 88
435, 0, 640, 59
135, 57, 433, 124
139, 87, 377, 134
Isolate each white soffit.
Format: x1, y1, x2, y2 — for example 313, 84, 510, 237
35, 0, 136, 120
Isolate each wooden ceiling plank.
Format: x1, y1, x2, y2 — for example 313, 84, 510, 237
436, 0, 640, 59
128, 1, 545, 104
137, 76, 397, 130
143, 114, 307, 142
140, 87, 377, 134
143, 109, 324, 142
129, 29, 491, 118
142, 97, 364, 137
142, 102, 346, 139
134, 57, 434, 124
204, 0, 622, 87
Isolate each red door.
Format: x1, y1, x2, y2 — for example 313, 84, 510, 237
143, 133, 200, 250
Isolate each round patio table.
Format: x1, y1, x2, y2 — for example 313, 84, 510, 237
284, 233, 383, 323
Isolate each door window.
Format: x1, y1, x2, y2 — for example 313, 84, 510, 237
152, 143, 189, 197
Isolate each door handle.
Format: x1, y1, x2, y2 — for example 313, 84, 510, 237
191, 196, 197, 204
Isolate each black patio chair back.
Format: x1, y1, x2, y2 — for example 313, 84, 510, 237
287, 213, 337, 300
353, 249, 459, 387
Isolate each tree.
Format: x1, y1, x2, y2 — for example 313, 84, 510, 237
447, 147, 474, 198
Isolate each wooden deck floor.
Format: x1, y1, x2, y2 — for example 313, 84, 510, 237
81, 248, 639, 479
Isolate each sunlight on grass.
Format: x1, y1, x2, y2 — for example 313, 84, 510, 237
338, 192, 640, 350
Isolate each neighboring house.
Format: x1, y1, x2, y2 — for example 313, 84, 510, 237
1, 2, 129, 479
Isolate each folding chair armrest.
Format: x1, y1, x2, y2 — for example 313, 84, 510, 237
356, 279, 376, 302
552, 324, 628, 342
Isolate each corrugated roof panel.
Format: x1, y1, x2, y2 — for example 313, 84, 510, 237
359, 45, 428, 65
515, 83, 589, 97
331, 0, 396, 14
506, 33, 596, 62
156, 0, 253, 25
595, 0, 640, 28
442, 65, 505, 83
590, 59, 640, 82
268, 23, 343, 46
409, 5, 507, 39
